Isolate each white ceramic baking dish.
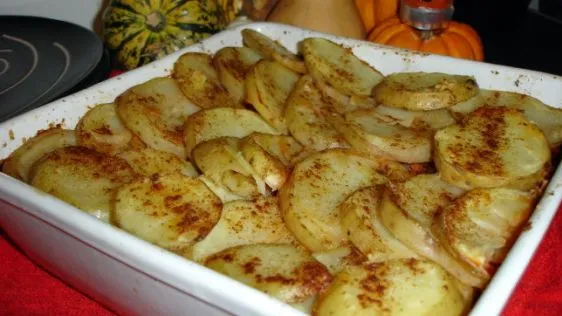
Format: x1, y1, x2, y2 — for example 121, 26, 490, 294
0, 22, 561, 316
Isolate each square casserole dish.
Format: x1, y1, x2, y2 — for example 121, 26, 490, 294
0, 22, 561, 316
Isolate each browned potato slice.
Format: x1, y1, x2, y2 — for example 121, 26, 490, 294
435, 106, 551, 190
314, 79, 376, 114
213, 46, 263, 104
173, 52, 241, 109
246, 60, 300, 134
285, 76, 348, 151
118, 146, 198, 178
241, 132, 306, 167
325, 108, 433, 163
239, 137, 288, 191
292, 296, 316, 314
447, 90, 486, 118
390, 173, 465, 230
184, 107, 278, 157
340, 186, 418, 262
192, 137, 265, 200
30, 146, 137, 223
205, 243, 332, 304
374, 105, 456, 130
373, 72, 479, 111
279, 148, 411, 252
2, 128, 76, 182
378, 188, 486, 288
312, 245, 366, 275
115, 77, 198, 158
113, 174, 222, 255
450, 90, 562, 147
241, 29, 307, 74
434, 188, 534, 279
198, 175, 245, 203
300, 38, 384, 96
76, 103, 133, 155
313, 259, 469, 316
189, 196, 297, 262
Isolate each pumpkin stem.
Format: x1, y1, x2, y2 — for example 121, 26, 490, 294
419, 30, 433, 40
146, 11, 166, 33
400, 0, 453, 31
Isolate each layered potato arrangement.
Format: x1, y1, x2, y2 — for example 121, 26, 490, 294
3, 29, 562, 315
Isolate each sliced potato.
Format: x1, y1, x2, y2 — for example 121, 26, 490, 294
451, 90, 562, 147
285, 76, 348, 151
373, 72, 479, 111
378, 188, 486, 288
246, 60, 300, 133
198, 175, 245, 203
241, 29, 307, 74
390, 173, 465, 230
435, 106, 551, 190
279, 148, 411, 252
374, 105, 456, 130
340, 186, 418, 262
314, 79, 377, 114
239, 137, 288, 191
192, 137, 264, 199
447, 90, 486, 118
115, 77, 198, 158
118, 146, 198, 178
189, 196, 297, 262
205, 244, 332, 304
30, 146, 137, 223
2, 128, 76, 182
312, 245, 366, 275
325, 108, 433, 163
313, 259, 469, 316
76, 103, 133, 155
213, 46, 263, 104
434, 188, 533, 278
241, 132, 306, 167
292, 296, 316, 315
113, 174, 222, 254
184, 107, 278, 157
300, 38, 384, 96
173, 52, 241, 109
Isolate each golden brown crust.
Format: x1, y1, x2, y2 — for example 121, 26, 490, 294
373, 72, 478, 111
205, 244, 332, 304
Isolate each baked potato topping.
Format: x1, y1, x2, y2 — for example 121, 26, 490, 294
246, 59, 300, 134
373, 72, 479, 111
242, 29, 307, 74
213, 46, 263, 105
4, 29, 561, 316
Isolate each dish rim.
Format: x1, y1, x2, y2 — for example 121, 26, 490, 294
0, 21, 561, 316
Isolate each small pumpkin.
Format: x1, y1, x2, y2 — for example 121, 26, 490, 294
267, 0, 366, 39
354, 0, 399, 34
368, 1, 483, 61
103, 0, 226, 70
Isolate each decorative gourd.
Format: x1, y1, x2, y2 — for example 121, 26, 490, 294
368, 0, 484, 61
103, 0, 226, 70
266, 0, 366, 39
354, 0, 400, 34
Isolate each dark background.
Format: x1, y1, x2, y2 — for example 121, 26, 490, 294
454, 0, 562, 76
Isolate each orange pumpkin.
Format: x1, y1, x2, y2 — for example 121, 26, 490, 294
368, 17, 484, 61
354, 0, 400, 34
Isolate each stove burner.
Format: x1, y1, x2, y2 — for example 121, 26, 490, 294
0, 16, 103, 122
